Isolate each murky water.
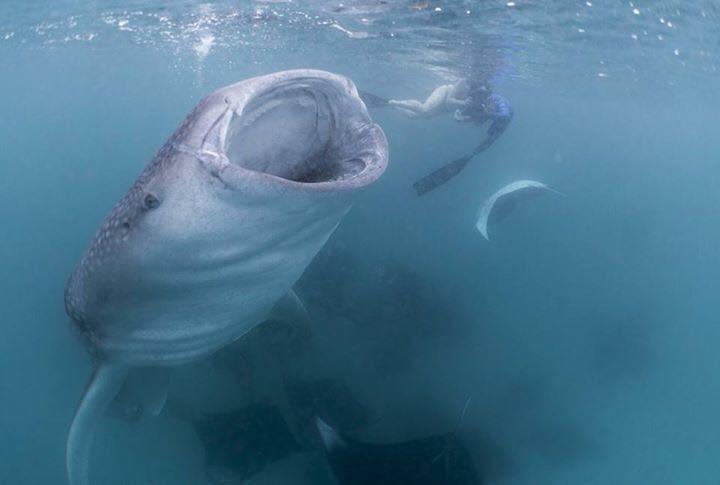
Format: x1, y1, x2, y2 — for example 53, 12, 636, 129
1, 1, 719, 484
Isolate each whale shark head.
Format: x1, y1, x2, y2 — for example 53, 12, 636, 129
65, 70, 388, 366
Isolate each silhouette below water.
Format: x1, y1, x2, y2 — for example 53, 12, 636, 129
316, 418, 484, 485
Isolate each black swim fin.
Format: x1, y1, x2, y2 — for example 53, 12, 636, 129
358, 90, 390, 108
413, 156, 472, 196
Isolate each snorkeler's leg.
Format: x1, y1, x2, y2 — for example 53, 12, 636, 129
388, 99, 425, 113
389, 84, 454, 117
396, 107, 420, 118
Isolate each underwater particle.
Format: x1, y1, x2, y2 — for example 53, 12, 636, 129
507, 1, 516, 7
410, 1, 428, 10
330, 23, 371, 39
631, 33, 638, 40
660, 17, 665, 24
3, 32, 14, 40
598, 72, 608, 77
657, 34, 663, 40
586, 1, 592, 6
194, 33, 215, 60
674, 48, 680, 56
73, 33, 96, 42
577, 28, 585, 33
632, 8, 640, 15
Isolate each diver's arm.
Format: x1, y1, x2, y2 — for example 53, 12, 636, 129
388, 84, 454, 118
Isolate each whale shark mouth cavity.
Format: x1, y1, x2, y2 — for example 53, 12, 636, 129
225, 83, 369, 184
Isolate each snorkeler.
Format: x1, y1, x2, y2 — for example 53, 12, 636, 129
360, 79, 512, 195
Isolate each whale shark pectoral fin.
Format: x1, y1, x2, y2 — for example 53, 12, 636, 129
67, 363, 129, 485
267, 289, 312, 336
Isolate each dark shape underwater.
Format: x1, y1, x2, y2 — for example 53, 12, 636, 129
316, 418, 483, 485
157, 376, 373, 484
169, 402, 302, 484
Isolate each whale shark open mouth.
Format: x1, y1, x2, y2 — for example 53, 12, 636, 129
223, 81, 378, 185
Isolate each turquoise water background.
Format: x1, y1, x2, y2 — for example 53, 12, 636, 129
1, 1, 720, 484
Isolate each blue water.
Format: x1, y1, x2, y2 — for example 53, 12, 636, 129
1, 1, 720, 484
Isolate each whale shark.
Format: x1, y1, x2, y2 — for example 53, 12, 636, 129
63, 69, 388, 485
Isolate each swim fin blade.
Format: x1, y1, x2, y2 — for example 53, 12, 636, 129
358, 90, 390, 108
413, 156, 472, 196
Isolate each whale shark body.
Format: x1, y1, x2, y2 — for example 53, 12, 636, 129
63, 69, 388, 485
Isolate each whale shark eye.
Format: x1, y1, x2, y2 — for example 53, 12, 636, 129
143, 193, 160, 210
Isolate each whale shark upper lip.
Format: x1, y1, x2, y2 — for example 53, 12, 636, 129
174, 133, 387, 194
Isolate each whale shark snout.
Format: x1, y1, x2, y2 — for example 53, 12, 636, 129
63, 69, 388, 485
